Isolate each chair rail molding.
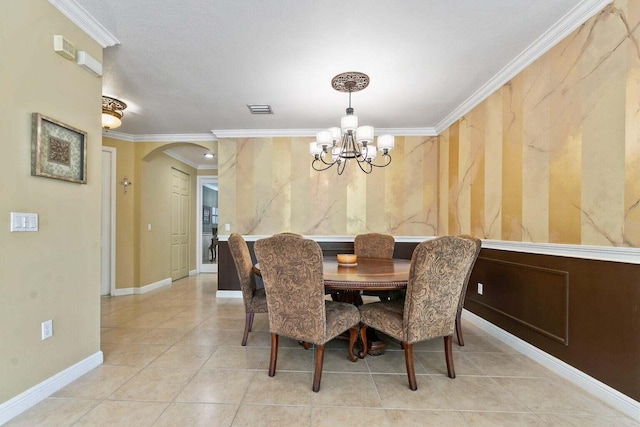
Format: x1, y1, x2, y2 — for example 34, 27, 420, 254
217, 235, 639, 265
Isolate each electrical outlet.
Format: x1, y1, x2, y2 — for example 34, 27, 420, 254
41, 320, 53, 340
477, 283, 483, 295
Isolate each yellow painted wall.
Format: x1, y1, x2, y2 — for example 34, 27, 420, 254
139, 151, 197, 285
102, 137, 137, 289
0, 0, 103, 403
102, 140, 214, 289
219, 0, 639, 248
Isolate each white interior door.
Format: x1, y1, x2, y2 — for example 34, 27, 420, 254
101, 147, 116, 296
171, 168, 190, 281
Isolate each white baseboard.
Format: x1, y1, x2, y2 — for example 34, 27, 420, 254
112, 277, 172, 296
0, 351, 103, 425
189, 269, 197, 276
462, 309, 640, 420
216, 290, 242, 298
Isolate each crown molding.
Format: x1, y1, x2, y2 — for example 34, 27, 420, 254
434, 0, 612, 134
164, 150, 218, 170
101, 130, 134, 141
212, 129, 318, 138
163, 150, 199, 169
105, 128, 438, 141
48, 0, 120, 48
377, 128, 438, 137
101, 131, 217, 143
211, 128, 437, 139
130, 133, 217, 142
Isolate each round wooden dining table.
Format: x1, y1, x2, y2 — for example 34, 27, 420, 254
253, 257, 411, 356
323, 257, 411, 291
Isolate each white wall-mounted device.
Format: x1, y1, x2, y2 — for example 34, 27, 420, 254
53, 35, 75, 60
10, 212, 38, 232
77, 51, 103, 77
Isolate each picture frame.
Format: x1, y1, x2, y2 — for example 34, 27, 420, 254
203, 206, 211, 225
31, 113, 87, 184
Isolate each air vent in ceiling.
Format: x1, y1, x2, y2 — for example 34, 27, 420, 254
247, 104, 273, 114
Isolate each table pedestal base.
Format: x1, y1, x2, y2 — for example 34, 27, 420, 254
331, 290, 387, 356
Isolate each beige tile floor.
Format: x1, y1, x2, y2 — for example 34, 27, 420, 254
7, 274, 638, 426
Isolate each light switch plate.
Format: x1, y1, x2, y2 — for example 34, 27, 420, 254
10, 212, 38, 232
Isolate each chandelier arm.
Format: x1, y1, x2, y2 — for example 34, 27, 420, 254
316, 153, 338, 167
355, 157, 374, 174
368, 153, 393, 168
312, 157, 337, 171
337, 159, 347, 175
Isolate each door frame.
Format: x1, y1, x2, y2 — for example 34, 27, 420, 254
197, 175, 218, 273
101, 146, 116, 296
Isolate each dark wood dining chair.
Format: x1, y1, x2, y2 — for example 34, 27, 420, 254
228, 233, 268, 346
358, 235, 481, 390
254, 234, 361, 392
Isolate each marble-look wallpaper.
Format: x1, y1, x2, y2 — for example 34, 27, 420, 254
219, 0, 639, 247
218, 136, 439, 236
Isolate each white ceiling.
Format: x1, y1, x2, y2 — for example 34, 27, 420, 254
56, 0, 608, 167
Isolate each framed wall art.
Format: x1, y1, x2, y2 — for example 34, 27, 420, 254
31, 113, 87, 184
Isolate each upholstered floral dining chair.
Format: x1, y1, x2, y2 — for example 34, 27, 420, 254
254, 234, 361, 392
228, 233, 268, 346
355, 233, 398, 301
354, 232, 395, 259
358, 235, 481, 390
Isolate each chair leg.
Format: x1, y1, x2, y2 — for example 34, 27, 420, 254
347, 327, 357, 362
241, 312, 254, 346
444, 335, 455, 378
312, 344, 325, 392
455, 311, 464, 346
269, 333, 279, 377
359, 325, 368, 358
402, 342, 417, 390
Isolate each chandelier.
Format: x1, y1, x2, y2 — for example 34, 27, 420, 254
309, 72, 394, 175
102, 96, 127, 131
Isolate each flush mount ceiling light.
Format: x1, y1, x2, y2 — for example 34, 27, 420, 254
310, 72, 394, 175
204, 152, 215, 159
102, 96, 127, 131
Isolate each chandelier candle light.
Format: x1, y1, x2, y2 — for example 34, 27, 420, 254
310, 72, 394, 175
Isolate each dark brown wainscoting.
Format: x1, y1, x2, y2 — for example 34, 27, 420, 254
218, 239, 639, 401
468, 249, 639, 402
218, 240, 361, 292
